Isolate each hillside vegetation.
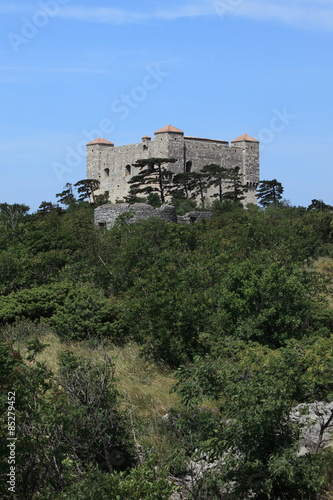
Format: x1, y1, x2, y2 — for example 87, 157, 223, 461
1, 200, 333, 499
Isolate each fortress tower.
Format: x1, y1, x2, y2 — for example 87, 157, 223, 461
86, 125, 260, 205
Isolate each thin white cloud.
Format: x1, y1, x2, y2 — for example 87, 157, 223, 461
57, 1, 333, 30
58, 7, 146, 24
2, 1, 333, 30
58, 4, 212, 24
225, 0, 333, 30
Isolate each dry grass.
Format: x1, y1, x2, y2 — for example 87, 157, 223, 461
316, 257, 333, 281
107, 343, 179, 417
8, 328, 178, 418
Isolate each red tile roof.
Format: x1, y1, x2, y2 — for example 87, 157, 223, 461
154, 124, 184, 134
231, 133, 259, 143
86, 137, 114, 146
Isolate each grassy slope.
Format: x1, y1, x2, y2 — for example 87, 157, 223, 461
10, 330, 179, 419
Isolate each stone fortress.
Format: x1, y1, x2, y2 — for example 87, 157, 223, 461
86, 124, 260, 207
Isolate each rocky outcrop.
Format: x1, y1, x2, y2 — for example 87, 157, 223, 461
290, 401, 333, 455
166, 402, 333, 498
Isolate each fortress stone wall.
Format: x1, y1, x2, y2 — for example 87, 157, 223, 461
95, 203, 212, 228
95, 203, 177, 228
86, 125, 260, 205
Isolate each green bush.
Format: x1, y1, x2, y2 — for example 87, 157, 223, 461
0, 344, 136, 499
52, 465, 175, 500
0, 281, 71, 324
49, 286, 123, 341
0, 282, 124, 342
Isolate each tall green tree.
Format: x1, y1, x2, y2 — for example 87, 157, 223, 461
74, 179, 101, 204
126, 158, 176, 204
171, 172, 196, 199
56, 183, 76, 206
257, 179, 284, 207
0, 203, 29, 234
223, 167, 247, 203
188, 171, 209, 208
307, 199, 333, 212
201, 163, 230, 203
37, 201, 62, 215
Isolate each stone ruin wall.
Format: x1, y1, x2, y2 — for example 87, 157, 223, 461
94, 203, 211, 229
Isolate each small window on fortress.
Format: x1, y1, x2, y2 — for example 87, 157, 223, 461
104, 168, 110, 177
185, 161, 192, 173
143, 145, 148, 151
125, 165, 131, 176
98, 222, 107, 228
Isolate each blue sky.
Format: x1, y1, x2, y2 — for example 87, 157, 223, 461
0, 0, 332, 210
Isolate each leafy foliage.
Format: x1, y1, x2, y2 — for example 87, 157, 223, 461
173, 340, 333, 498
308, 198, 333, 212
1, 188, 333, 497
0, 343, 135, 499
212, 260, 323, 346
52, 464, 174, 499
0, 202, 30, 234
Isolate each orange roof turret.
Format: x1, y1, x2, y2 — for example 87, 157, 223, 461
87, 137, 114, 146
231, 133, 259, 143
154, 124, 184, 134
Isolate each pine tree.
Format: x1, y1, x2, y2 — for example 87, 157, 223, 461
56, 183, 76, 206
257, 179, 284, 207
223, 167, 247, 203
188, 172, 210, 208
201, 163, 230, 202
126, 158, 176, 204
171, 172, 198, 199
74, 179, 100, 204
37, 201, 62, 215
